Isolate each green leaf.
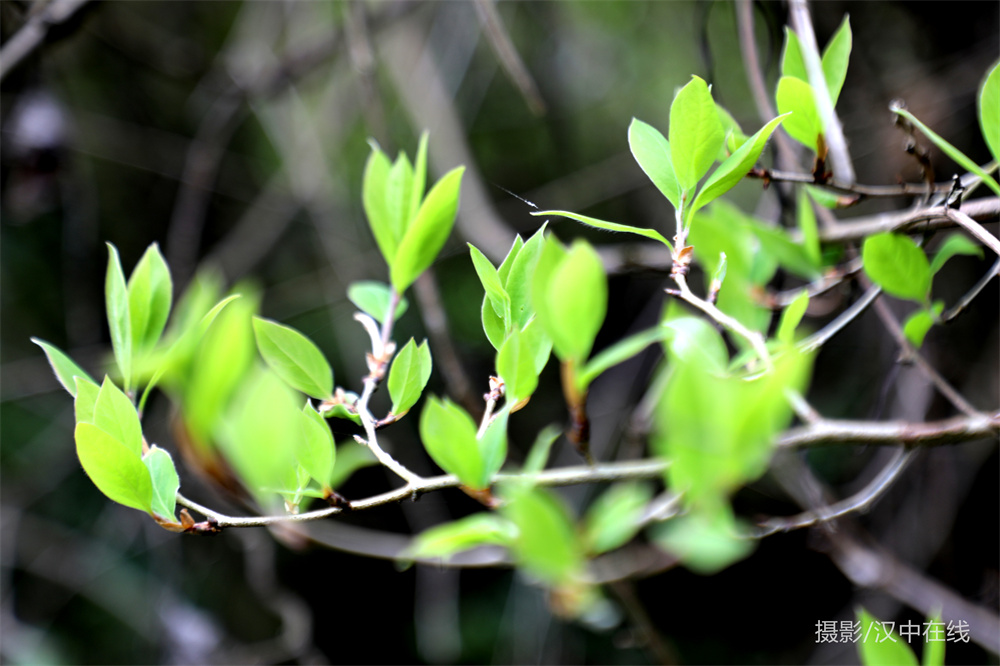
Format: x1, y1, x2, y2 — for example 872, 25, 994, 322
798, 189, 822, 268
252, 316, 334, 400
780, 27, 807, 82
405, 514, 514, 562
747, 220, 823, 280
501, 485, 585, 585
583, 482, 653, 555
662, 316, 728, 374
822, 15, 852, 106
74, 376, 100, 424
481, 293, 507, 350
777, 290, 810, 344
523, 424, 562, 475
362, 145, 397, 266
579, 325, 671, 389
298, 404, 335, 490
31, 338, 95, 397
391, 167, 465, 293
143, 445, 179, 521
669, 75, 725, 193
94, 376, 143, 457
497, 329, 539, 403
347, 281, 408, 324
477, 407, 508, 488
505, 226, 548, 328
902, 302, 943, 348
498, 235, 524, 284
716, 104, 748, 157
388, 338, 433, 417
410, 132, 429, 222
776, 76, 822, 152
980, 61, 1000, 164
419, 396, 484, 489
530, 209, 672, 250
469, 243, 512, 325
922, 611, 946, 666
520, 316, 553, 377
651, 508, 755, 575
540, 239, 608, 363
628, 117, 681, 210
386, 151, 415, 244
75, 422, 153, 513
891, 104, 1000, 197
862, 233, 931, 302
105, 243, 133, 390
127, 243, 173, 353
689, 113, 789, 219
929, 233, 984, 275
856, 608, 919, 666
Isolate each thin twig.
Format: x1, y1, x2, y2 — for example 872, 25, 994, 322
776, 411, 999, 449
944, 206, 1000, 258
0, 0, 91, 82
748, 168, 956, 199
800, 283, 881, 352
472, 0, 546, 115
810, 197, 999, 245
941, 257, 1000, 322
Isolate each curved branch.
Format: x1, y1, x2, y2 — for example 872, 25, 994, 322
812, 197, 1000, 245
777, 412, 1000, 449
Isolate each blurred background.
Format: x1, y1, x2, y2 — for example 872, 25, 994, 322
2, 1, 997, 663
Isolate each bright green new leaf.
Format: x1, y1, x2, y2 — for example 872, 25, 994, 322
469, 243, 511, 324
298, 404, 335, 490
498, 235, 524, 284
388, 338, 433, 416
862, 233, 931, 302
662, 316, 728, 374
31, 338, 95, 397
980, 61, 1000, 164
777, 76, 822, 151
409, 132, 429, 222
505, 225, 548, 328
127, 243, 172, 353
856, 608, 919, 666
405, 514, 514, 562
583, 482, 653, 555
105, 243, 133, 390
929, 233, 983, 275
75, 422, 153, 513
822, 15, 852, 106
651, 508, 755, 575
781, 27, 807, 82
579, 326, 672, 389
530, 209, 671, 250
252, 316, 334, 400
628, 117, 681, 210
891, 104, 1000, 197
902, 301, 943, 348
522, 424, 562, 475
747, 220, 823, 280
385, 151, 415, 244
669, 75, 725, 193
689, 113, 789, 220
481, 293, 507, 350
143, 445, 179, 521
391, 167, 465, 293
519, 316, 553, 377
541, 240, 607, 363
74, 376, 100, 424
347, 281, 408, 324
497, 329, 539, 403
777, 290, 810, 344
798, 189, 822, 268
500, 485, 584, 585
362, 145, 397, 266
716, 104, 748, 157
419, 396, 483, 489
922, 611, 946, 666
94, 376, 143, 457
477, 408, 508, 489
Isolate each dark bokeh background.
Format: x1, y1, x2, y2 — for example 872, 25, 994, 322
2, 2, 997, 664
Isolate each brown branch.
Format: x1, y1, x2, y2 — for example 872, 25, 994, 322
776, 412, 1000, 449
748, 168, 956, 199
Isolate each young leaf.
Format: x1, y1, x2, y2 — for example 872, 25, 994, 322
689, 113, 789, 219
902, 301, 943, 348
477, 407, 508, 488
409, 132, 430, 222
929, 233, 984, 275
980, 60, 1000, 164
578, 325, 671, 389
662, 316, 728, 374
499, 485, 584, 585
385, 152, 415, 243
541, 240, 608, 363
651, 508, 755, 575
74, 376, 100, 424
75, 422, 153, 513
405, 514, 514, 562
776, 76, 822, 151
522, 424, 561, 475
530, 210, 672, 250
497, 329, 539, 403
481, 294, 507, 350
891, 104, 1000, 197
388, 338, 433, 417
347, 281, 408, 324
252, 316, 334, 399
469, 243, 512, 325
628, 117, 681, 210
419, 396, 484, 489
780, 27, 807, 82
862, 233, 931, 302
504, 226, 548, 329
31, 338, 95, 397
362, 145, 397, 266
777, 290, 810, 344
298, 404, 335, 490
583, 482, 653, 555
669, 75, 725, 193
127, 243, 173, 353
498, 234, 525, 284
391, 167, 465, 293
798, 189, 822, 268
747, 221, 823, 280
519, 316, 553, 376
856, 608, 919, 666
143, 445, 179, 520
94, 376, 143, 457
822, 15, 852, 106
105, 243, 133, 390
